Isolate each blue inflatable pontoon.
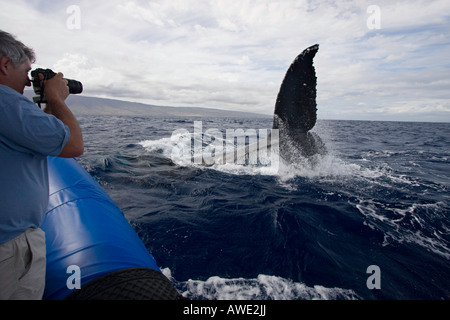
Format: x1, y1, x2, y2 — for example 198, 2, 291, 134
41, 157, 180, 300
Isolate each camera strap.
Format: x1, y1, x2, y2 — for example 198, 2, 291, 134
35, 77, 47, 108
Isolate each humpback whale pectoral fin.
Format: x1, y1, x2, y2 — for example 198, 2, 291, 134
273, 44, 319, 134
273, 44, 325, 160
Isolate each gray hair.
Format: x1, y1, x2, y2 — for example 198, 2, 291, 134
0, 30, 36, 66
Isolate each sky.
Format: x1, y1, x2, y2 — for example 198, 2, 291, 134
1, 0, 449, 122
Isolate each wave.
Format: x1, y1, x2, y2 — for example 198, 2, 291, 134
138, 132, 359, 181
354, 199, 450, 259
138, 135, 450, 259
161, 268, 360, 300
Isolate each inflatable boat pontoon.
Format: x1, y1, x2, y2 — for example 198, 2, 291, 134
41, 157, 181, 300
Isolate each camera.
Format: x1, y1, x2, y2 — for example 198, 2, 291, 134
31, 68, 83, 105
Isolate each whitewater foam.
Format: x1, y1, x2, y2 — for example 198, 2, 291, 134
161, 268, 360, 300
139, 131, 358, 181
354, 198, 450, 259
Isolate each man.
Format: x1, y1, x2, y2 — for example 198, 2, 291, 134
0, 30, 84, 300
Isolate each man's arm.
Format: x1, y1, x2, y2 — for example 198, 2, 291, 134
40, 73, 84, 158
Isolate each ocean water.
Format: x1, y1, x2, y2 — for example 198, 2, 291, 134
76, 115, 449, 300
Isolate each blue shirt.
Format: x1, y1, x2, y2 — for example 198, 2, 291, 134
0, 84, 70, 244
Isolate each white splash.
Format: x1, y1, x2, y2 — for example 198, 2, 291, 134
161, 268, 360, 300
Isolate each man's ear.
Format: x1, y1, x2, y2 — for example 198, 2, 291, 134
0, 56, 12, 76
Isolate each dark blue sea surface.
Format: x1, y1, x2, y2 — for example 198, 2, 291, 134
77, 115, 449, 300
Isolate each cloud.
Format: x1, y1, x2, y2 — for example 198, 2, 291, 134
1, 0, 449, 121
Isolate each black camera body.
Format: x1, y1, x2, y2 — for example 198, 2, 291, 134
31, 68, 83, 105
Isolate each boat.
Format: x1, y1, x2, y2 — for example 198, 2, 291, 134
41, 157, 181, 300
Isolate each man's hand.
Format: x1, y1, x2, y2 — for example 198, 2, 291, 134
39, 72, 69, 106
38, 72, 84, 158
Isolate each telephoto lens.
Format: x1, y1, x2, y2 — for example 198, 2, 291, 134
66, 78, 83, 94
